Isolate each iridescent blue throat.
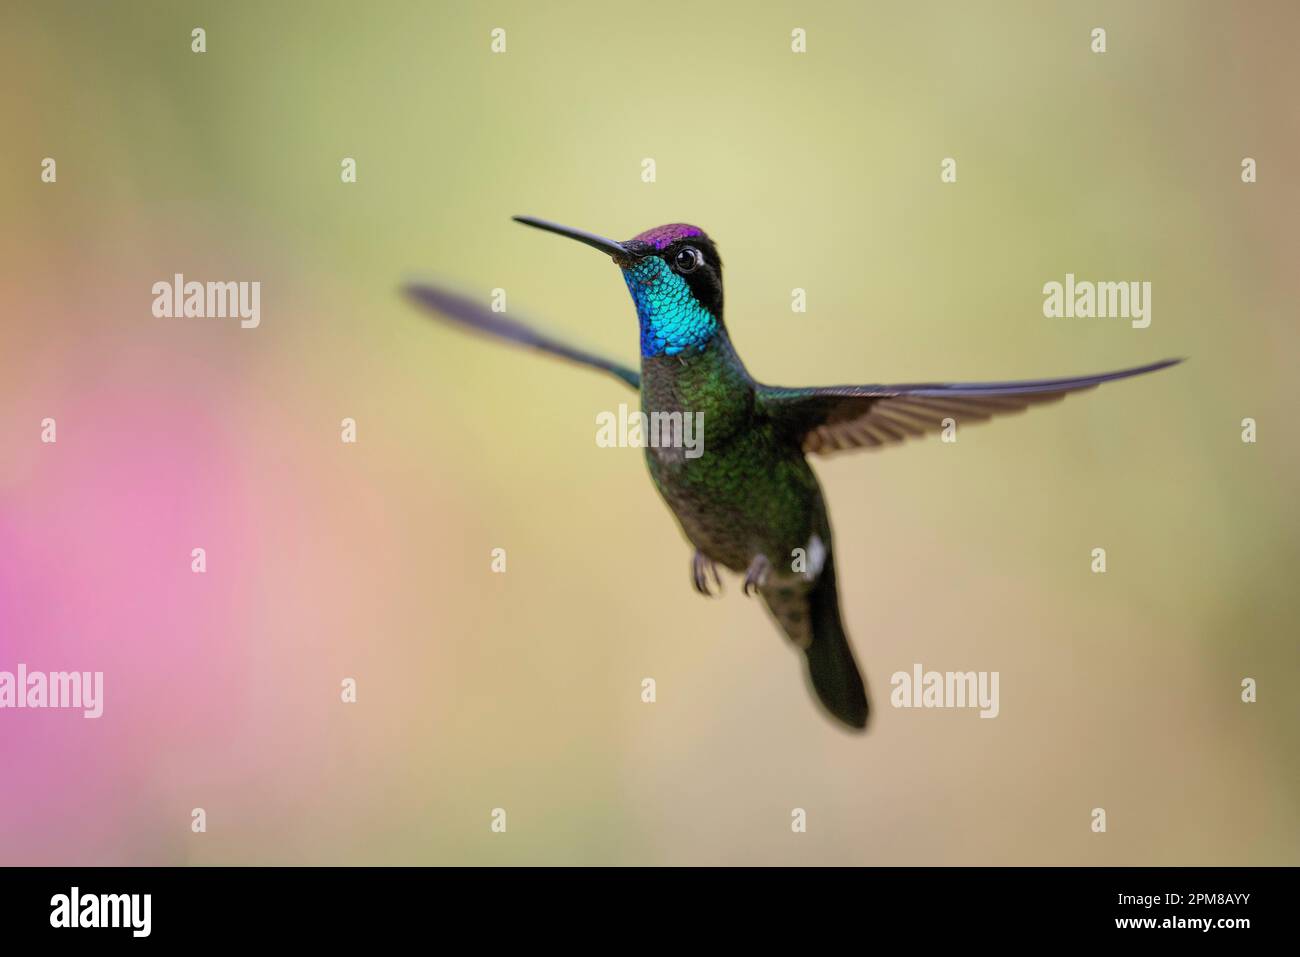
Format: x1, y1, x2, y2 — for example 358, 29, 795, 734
621, 257, 717, 358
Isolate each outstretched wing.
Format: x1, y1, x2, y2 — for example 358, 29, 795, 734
758, 359, 1182, 455
404, 282, 640, 390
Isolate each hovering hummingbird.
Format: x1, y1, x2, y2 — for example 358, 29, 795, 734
405, 216, 1180, 731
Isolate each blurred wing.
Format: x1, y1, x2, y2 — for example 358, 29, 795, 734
404, 282, 640, 390
758, 359, 1182, 455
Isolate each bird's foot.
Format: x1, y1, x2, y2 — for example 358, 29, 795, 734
742, 554, 772, 596
691, 550, 723, 597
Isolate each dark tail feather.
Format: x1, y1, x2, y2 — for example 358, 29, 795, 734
803, 554, 869, 729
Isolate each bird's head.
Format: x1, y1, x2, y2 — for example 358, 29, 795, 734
514, 216, 723, 358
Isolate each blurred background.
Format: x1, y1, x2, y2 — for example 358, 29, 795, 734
1, 0, 1296, 865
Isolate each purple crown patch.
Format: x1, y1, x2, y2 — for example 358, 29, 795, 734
632, 223, 705, 250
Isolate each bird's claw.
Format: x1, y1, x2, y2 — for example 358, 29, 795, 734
742, 554, 772, 596
691, 551, 723, 597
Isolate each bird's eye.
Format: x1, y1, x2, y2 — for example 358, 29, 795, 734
674, 247, 702, 273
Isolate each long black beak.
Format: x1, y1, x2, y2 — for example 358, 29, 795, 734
513, 215, 634, 262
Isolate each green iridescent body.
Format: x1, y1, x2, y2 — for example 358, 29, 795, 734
640, 330, 825, 580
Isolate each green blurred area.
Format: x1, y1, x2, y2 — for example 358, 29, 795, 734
2, 0, 1296, 864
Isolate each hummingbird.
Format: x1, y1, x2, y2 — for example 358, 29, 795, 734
405, 216, 1180, 731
